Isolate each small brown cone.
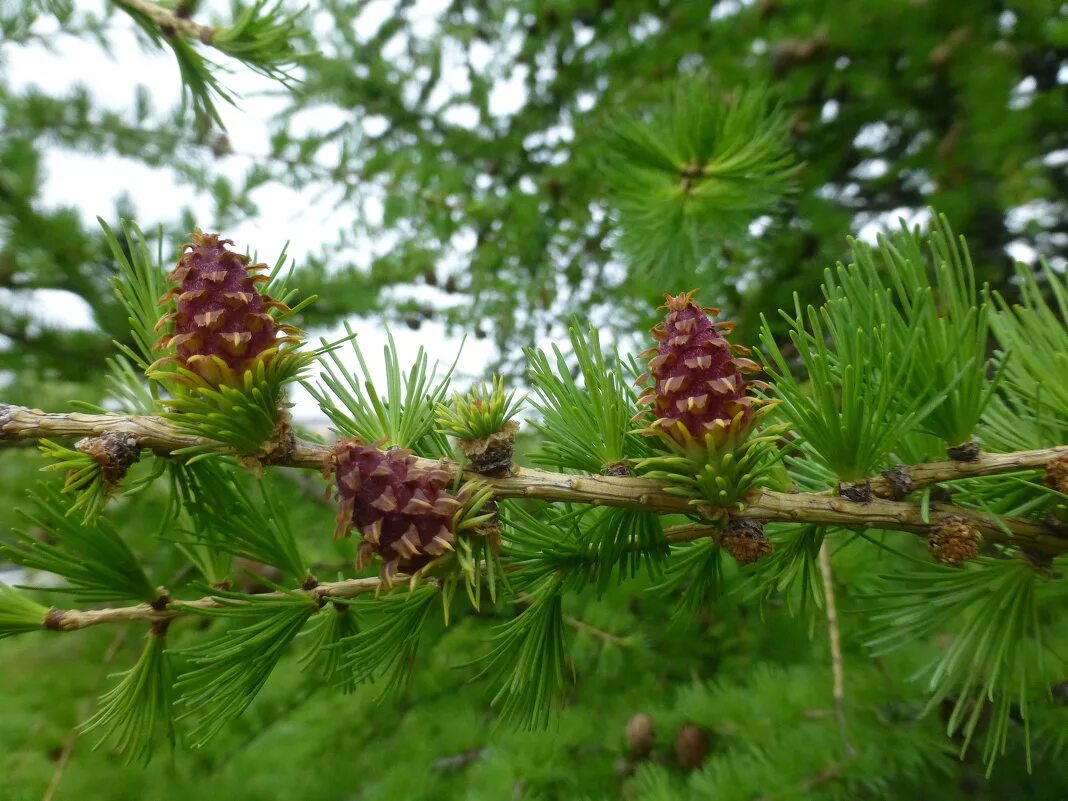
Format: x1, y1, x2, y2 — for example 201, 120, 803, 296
720, 519, 773, 565
1045, 454, 1068, 495
625, 713, 655, 759
928, 515, 982, 566
674, 723, 709, 770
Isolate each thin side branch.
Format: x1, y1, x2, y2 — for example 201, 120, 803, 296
3, 405, 1067, 554
818, 542, 854, 758
42, 576, 383, 632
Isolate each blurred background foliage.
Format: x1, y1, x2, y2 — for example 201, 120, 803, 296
2, 0, 1068, 798
1, 0, 1067, 388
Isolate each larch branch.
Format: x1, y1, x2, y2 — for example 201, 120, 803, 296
2, 404, 1067, 555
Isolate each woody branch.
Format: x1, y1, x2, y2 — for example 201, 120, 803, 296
3, 404, 1066, 554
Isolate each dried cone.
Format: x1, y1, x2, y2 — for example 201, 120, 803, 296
154, 232, 297, 387
674, 723, 709, 770
720, 519, 774, 564
328, 439, 462, 585
1046, 454, 1068, 495
928, 515, 982, 566
625, 713, 655, 759
637, 291, 763, 450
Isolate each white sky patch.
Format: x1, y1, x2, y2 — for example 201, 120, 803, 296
38, 147, 209, 224
852, 158, 889, 180
443, 102, 480, 129
1009, 76, 1037, 110
854, 121, 891, 151
1006, 199, 1061, 232
286, 103, 356, 139
748, 215, 772, 237
0, 288, 96, 330
489, 64, 529, 117
856, 207, 932, 245
354, 0, 398, 42
468, 40, 493, 72
407, 0, 450, 39
1005, 240, 1038, 264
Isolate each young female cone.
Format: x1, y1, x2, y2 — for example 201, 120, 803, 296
152, 232, 298, 387
636, 290, 768, 450
327, 439, 464, 586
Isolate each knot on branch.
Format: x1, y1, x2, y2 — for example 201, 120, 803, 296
946, 438, 981, 462
43, 607, 67, 631
457, 420, 519, 476
837, 479, 872, 503
1019, 548, 1054, 573
240, 411, 296, 473
76, 431, 141, 485
471, 499, 502, 551
878, 464, 914, 501
258, 410, 296, 465
150, 588, 172, 611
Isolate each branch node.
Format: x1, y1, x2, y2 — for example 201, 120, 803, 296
457, 420, 519, 476
837, 480, 872, 503
76, 431, 141, 485
946, 438, 981, 462
150, 589, 172, 611
43, 608, 66, 631
877, 464, 914, 501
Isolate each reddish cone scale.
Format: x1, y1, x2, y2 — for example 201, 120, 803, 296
637, 291, 762, 447
154, 232, 296, 386
328, 439, 462, 585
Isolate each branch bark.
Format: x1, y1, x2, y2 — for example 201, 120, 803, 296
2, 404, 1067, 555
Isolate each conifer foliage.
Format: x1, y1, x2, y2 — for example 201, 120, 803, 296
1, 2, 1067, 794
3, 204, 1065, 776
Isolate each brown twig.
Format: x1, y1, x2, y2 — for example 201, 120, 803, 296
3, 404, 1067, 555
